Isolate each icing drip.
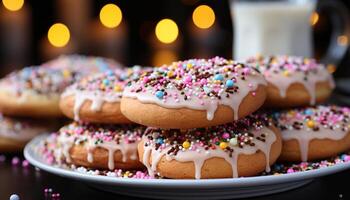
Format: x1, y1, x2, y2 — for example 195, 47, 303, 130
272, 105, 350, 161
55, 122, 144, 170
141, 115, 277, 179
282, 128, 347, 161
123, 57, 266, 121
143, 127, 276, 179
61, 66, 147, 120
62, 88, 122, 121
246, 55, 335, 105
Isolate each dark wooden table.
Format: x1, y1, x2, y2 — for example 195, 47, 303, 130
0, 154, 348, 200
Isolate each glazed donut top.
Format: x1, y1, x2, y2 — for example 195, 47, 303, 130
43, 55, 122, 78
0, 66, 75, 96
0, 113, 54, 141
271, 105, 350, 161
62, 66, 150, 121
123, 57, 267, 120
272, 105, 350, 133
55, 121, 146, 169
144, 114, 273, 155
63, 66, 148, 100
58, 121, 145, 144
246, 55, 335, 104
142, 114, 277, 179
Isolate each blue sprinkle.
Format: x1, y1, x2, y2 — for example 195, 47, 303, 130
155, 91, 164, 99
102, 79, 110, 85
9, 194, 20, 200
156, 138, 164, 144
214, 74, 224, 81
203, 86, 211, 94
304, 109, 313, 115
106, 70, 114, 76
225, 80, 234, 88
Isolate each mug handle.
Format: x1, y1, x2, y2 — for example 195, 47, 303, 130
317, 0, 350, 66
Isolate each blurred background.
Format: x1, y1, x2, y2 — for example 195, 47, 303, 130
0, 0, 350, 79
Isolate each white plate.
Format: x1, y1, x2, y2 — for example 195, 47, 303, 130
24, 134, 350, 200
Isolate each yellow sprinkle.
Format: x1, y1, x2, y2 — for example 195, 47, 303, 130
306, 120, 315, 128
100, 84, 105, 90
283, 71, 290, 77
167, 71, 174, 77
182, 141, 190, 149
62, 69, 71, 78
219, 142, 228, 149
176, 76, 181, 80
114, 85, 122, 92
187, 63, 193, 69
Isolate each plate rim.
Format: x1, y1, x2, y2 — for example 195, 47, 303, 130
24, 134, 350, 188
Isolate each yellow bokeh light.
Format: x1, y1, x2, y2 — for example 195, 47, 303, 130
99, 4, 122, 28
310, 12, 319, 26
2, 0, 24, 11
155, 19, 179, 44
47, 23, 70, 48
192, 5, 215, 29
337, 35, 348, 46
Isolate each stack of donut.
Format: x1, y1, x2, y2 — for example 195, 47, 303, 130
246, 55, 350, 163
121, 57, 283, 179
42, 55, 350, 179
0, 55, 120, 152
54, 66, 148, 170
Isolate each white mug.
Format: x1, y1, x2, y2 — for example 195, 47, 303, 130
230, 0, 350, 65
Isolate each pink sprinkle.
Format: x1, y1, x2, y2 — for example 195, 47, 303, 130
243, 68, 251, 75
222, 133, 230, 139
143, 77, 149, 83
344, 155, 350, 162
251, 92, 256, 96
11, 157, 20, 166
287, 168, 294, 173
22, 160, 30, 168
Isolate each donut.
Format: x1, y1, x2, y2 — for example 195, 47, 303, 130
0, 66, 76, 117
138, 114, 282, 179
0, 114, 59, 152
43, 54, 123, 80
53, 121, 146, 170
60, 66, 149, 124
121, 57, 267, 129
272, 105, 350, 162
246, 55, 334, 107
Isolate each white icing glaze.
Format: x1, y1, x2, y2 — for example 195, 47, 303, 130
56, 131, 139, 170
264, 69, 334, 105
282, 127, 348, 161
123, 75, 266, 121
142, 127, 276, 179
61, 86, 122, 121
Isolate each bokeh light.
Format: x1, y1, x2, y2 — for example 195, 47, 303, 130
99, 4, 122, 28
48, 23, 70, 47
310, 12, 319, 26
192, 5, 215, 29
155, 19, 179, 44
337, 35, 348, 46
2, 0, 24, 11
